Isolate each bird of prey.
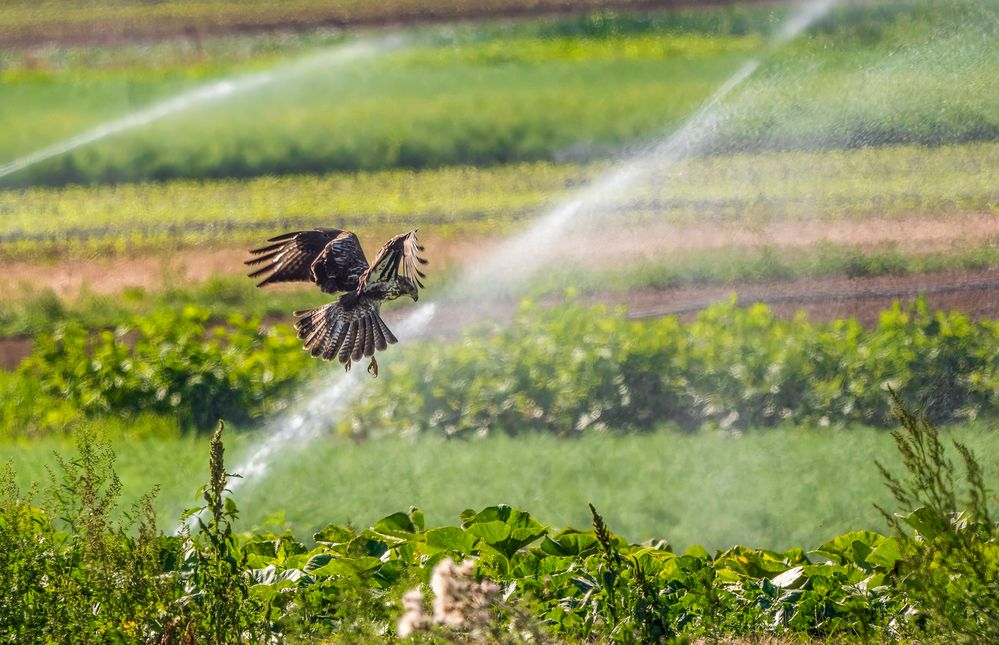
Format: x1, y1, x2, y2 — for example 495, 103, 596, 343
246, 228, 426, 377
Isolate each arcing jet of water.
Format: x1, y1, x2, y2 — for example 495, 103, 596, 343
457, 0, 838, 296
0, 35, 404, 181
188, 0, 839, 524
175, 303, 437, 534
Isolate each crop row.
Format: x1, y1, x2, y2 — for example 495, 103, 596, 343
2, 1, 996, 186
8, 297, 997, 439
350, 298, 999, 437
2, 410, 995, 642
2, 143, 996, 258
7, 307, 317, 435
4, 240, 998, 340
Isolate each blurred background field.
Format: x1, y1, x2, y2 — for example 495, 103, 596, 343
1, 0, 997, 552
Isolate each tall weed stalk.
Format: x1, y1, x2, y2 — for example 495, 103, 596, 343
877, 390, 998, 641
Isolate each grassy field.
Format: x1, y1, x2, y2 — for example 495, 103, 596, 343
0, 0, 765, 47
4, 422, 997, 552
0, 22, 762, 185
2, 2, 997, 186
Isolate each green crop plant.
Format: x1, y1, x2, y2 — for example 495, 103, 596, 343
18, 305, 317, 431
1, 141, 994, 264
350, 298, 999, 438
7, 298, 998, 439
6, 394, 994, 642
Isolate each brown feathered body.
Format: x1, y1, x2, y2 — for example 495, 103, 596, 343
245, 228, 426, 373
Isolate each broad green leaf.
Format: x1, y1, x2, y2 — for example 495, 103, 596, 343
467, 520, 511, 545
372, 560, 407, 588
866, 537, 901, 570
373, 511, 419, 536
303, 553, 334, 573
771, 565, 805, 589
308, 556, 382, 578
424, 526, 478, 554
812, 530, 887, 566
346, 534, 390, 558
409, 507, 425, 531
313, 524, 354, 545
899, 506, 945, 540
684, 544, 710, 559
249, 565, 304, 586
540, 530, 599, 557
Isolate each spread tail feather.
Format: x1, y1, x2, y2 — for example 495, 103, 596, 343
294, 301, 397, 366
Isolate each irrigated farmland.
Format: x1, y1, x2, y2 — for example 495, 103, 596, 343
1, 1, 997, 643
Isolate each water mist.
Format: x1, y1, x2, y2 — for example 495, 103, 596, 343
0, 35, 404, 181
212, 0, 841, 525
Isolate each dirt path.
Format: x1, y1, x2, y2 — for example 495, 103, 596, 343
5, 266, 996, 370
4, 266, 997, 370
379, 267, 999, 337
3, 213, 996, 300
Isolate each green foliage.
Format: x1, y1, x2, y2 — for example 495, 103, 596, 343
2, 404, 997, 642
876, 392, 999, 641
2, 141, 996, 263
19, 305, 315, 430
0, 431, 168, 642
352, 298, 999, 438
172, 421, 269, 642
10, 298, 998, 439
0, 0, 779, 51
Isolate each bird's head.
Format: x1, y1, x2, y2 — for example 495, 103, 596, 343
403, 278, 419, 302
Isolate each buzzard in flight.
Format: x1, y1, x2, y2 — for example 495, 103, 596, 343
246, 228, 426, 376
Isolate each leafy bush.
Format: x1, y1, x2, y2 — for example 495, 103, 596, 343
351, 298, 999, 437
0, 433, 168, 642
20, 305, 316, 430
13, 298, 998, 438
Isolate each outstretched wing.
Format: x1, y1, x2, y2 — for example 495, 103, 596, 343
311, 231, 370, 293
359, 229, 428, 294
246, 228, 368, 293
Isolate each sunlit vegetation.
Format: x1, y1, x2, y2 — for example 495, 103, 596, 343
2, 1, 996, 186
3, 238, 997, 339
5, 299, 996, 440
352, 298, 999, 435
2, 406, 996, 642
2, 142, 996, 260
0, 0, 742, 47
1, 1, 997, 640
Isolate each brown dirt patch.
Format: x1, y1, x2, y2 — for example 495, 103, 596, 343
567, 213, 999, 267
2, 213, 994, 300
380, 267, 999, 339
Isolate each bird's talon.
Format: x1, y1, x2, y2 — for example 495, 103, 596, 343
367, 356, 379, 378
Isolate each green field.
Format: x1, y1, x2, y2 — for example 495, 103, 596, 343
3, 422, 996, 553
2, 142, 996, 258
2, 0, 999, 641
2, 2, 997, 186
